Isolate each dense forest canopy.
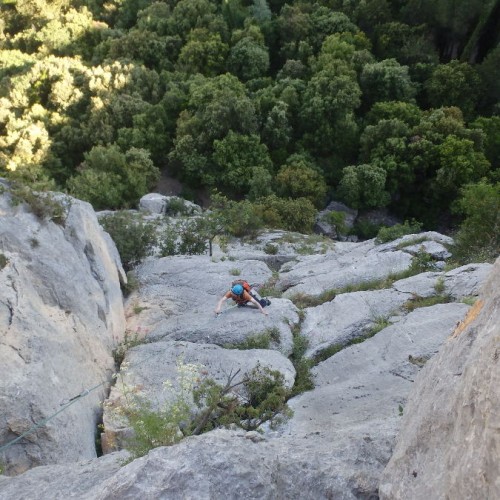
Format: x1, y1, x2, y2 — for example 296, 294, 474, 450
0, 0, 499, 239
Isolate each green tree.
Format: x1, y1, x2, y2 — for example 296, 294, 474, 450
255, 195, 317, 233
275, 155, 327, 208
453, 181, 500, 262
424, 60, 481, 118
226, 37, 270, 81
300, 62, 361, 158
67, 144, 159, 209
211, 132, 273, 196
433, 136, 490, 203
470, 116, 500, 173
337, 163, 390, 209
99, 211, 158, 271
360, 58, 417, 110
177, 29, 229, 76
169, 74, 258, 184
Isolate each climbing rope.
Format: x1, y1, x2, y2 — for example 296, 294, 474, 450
0, 381, 107, 455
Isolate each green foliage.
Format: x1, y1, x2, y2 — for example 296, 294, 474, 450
0, 0, 498, 262
404, 294, 452, 312
352, 218, 381, 240
360, 58, 417, 109
254, 195, 317, 233
67, 145, 159, 210
288, 321, 314, 397
113, 329, 146, 367
424, 61, 481, 119
159, 218, 208, 257
375, 220, 423, 244
10, 185, 67, 224
275, 155, 327, 208
99, 211, 158, 271
226, 36, 270, 81
324, 211, 347, 236
211, 131, 273, 197
263, 242, 278, 255
0, 253, 8, 270
452, 181, 500, 263
224, 328, 280, 350
337, 163, 390, 209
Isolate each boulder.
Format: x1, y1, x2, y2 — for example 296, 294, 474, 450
277, 239, 412, 297
301, 289, 409, 357
314, 201, 358, 240
139, 193, 201, 216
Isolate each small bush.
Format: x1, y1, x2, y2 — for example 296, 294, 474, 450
230, 268, 241, 276
288, 319, 314, 397
113, 329, 147, 367
165, 197, 188, 216
159, 218, 208, 256
403, 294, 451, 312
11, 185, 67, 224
118, 361, 293, 459
99, 211, 158, 271
325, 211, 347, 236
255, 195, 317, 233
452, 181, 500, 263
263, 242, 279, 255
0, 253, 7, 270
352, 219, 381, 239
375, 219, 423, 244
224, 328, 280, 350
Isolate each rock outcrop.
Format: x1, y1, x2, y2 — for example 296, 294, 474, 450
1, 196, 497, 500
379, 256, 500, 499
0, 184, 126, 474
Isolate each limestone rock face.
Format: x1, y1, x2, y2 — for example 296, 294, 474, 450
1, 201, 496, 500
379, 256, 500, 499
101, 340, 296, 452
0, 186, 125, 474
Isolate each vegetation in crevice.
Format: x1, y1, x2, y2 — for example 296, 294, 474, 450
109, 360, 292, 460
312, 316, 391, 365
288, 311, 315, 398
289, 250, 440, 309
223, 327, 281, 350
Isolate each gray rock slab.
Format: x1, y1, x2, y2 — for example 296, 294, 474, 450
403, 240, 451, 260
392, 263, 493, 299
0, 430, 389, 500
285, 302, 470, 439
379, 257, 500, 500
278, 241, 412, 297
442, 262, 492, 298
301, 289, 410, 357
125, 256, 298, 354
0, 190, 125, 474
0, 451, 128, 500
375, 231, 454, 252
102, 341, 296, 451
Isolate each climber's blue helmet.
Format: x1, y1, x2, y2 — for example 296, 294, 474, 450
231, 284, 244, 295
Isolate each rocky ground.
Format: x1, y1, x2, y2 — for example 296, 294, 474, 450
0, 189, 498, 499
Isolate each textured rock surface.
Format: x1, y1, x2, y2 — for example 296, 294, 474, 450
124, 255, 298, 354
277, 238, 412, 297
102, 340, 296, 452
0, 186, 125, 474
379, 256, 500, 499
301, 289, 409, 357
1, 194, 496, 500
